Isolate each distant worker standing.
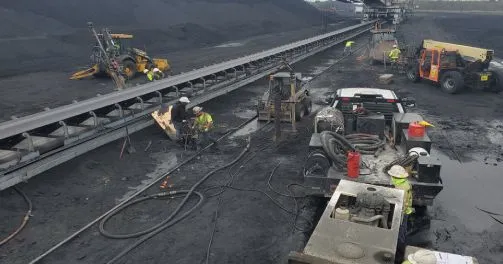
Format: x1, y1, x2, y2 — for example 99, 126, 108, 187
153, 68, 165, 80
388, 44, 401, 63
143, 68, 154, 82
170, 97, 191, 142
192, 106, 217, 150
344, 41, 355, 54
387, 165, 414, 264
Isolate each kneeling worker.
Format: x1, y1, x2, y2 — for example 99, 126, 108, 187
153, 68, 165, 80
387, 165, 414, 264
192, 106, 217, 150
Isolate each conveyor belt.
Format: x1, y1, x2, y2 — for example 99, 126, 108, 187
0, 21, 376, 191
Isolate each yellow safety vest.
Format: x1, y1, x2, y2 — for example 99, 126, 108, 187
392, 177, 414, 215
345, 41, 355, 47
195, 112, 213, 131
389, 48, 401, 60
146, 71, 154, 81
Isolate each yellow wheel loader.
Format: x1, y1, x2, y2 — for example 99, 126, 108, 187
70, 22, 170, 81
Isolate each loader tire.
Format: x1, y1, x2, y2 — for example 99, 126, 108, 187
440, 71, 464, 94
490, 70, 502, 93
121, 60, 137, 80
406, 65, 420, 83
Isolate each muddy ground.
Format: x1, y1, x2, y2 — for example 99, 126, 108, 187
1, 12, 503, 264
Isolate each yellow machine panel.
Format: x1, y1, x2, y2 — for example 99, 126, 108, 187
422, 39, 494, 61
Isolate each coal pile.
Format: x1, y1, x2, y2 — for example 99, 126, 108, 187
0, 0, 325, 76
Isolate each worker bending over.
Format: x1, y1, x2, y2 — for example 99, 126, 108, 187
344, 41, 355, 54
143, 68, 154, 82
192, 106, 217, 150
388, 165, 414, 264
170, 97, 191, 142
388, 44, 401, 63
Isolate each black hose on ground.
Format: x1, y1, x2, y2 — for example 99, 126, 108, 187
0, 187, 32, 247
103, 140, 251, 264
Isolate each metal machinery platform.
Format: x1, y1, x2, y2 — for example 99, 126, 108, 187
0, 21, 377, 191
289, 180, 404, 264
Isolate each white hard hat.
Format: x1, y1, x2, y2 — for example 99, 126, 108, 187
393, 44, 397, 48
143, 69, 149, 74
153, 68, 160, 72
408, 249, 437, 264
179, 97, 190, 103
193, 106, 202, 113
387, 165, 409, 178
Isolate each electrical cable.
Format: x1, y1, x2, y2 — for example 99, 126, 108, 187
0, 187, 32, 247
104, 140, 251, 264
29, 115, 257, 264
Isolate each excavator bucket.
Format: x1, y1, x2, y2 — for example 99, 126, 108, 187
151, 105, 177, 140
70, 64, 100, 80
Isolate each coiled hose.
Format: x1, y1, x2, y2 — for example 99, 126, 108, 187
345, 133, 386, 155
320, 131, 355, 170
320, 131, 386, 170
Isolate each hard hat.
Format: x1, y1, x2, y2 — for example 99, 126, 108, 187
387, 165, 409, 178
143, 69, 149, 74
179, 97, 190, 103
393, 44, 397, 48
408, 249, 437, 264
193, 106, 202, 113
153, 68, 160, 73
408, 147, 429, 157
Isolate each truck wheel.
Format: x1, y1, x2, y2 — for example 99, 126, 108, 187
303, 150, 331, 177
440, 71, 464, 94
295, 103, 305, 121
490, 71, 502, 93
303, 98, 313, 115
406, 65, 420, 83
121, 60, 137, 80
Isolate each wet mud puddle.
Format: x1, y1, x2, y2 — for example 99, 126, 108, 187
431, 149, 503, 233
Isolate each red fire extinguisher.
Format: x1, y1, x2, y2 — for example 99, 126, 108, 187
347, 151, 361, 178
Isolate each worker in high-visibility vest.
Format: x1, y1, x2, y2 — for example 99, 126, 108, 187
388, 165, 414, 264
388, 44, 401, 63
192, 106, 217, 150
143, 68, 154, 82
344, 41, 355, 54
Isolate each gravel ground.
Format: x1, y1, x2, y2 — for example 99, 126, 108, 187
1, 12, 503, 264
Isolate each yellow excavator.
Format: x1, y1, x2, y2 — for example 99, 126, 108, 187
70, 22, 170, 82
